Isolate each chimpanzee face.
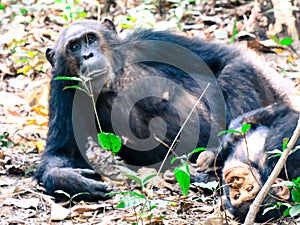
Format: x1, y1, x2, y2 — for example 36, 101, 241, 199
46, 20, 114, 77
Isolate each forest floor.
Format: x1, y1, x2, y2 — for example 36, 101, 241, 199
1, 0, 300, 224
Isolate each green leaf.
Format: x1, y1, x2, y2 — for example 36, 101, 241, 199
283, 207, 291, 217
293, 176, 300, 186
262, 204, 277, 215
230, 19, 237, 44
117, 165, 137, 176
218, 129, 242, 136
138, 211, 152, 218
266, 149, 283, 158
97, 132, 122, 154
98, 132, 111, 150
54, 190, 71, 198
62, 85, 89, 95
174, 163, 190, 196
174, 6, 184, 19
27, 51, 38, 58
116, 200, 126, 208
289, 204, 300, 217
55, 76, 82, 82
170, 157, 179, 165
282, 138, 289, 151
266, 8, 275, 13
241, 124, 251, 134
290, 6, 300, 11
271, 35, 280, 44
113, 191, 147, 209
187, 147, 206, 159
20, 8, 28, 15
272, 180, 295, 188
192, 147, 206, 154
72, 192, 89, 199
143, 173, 157, 185
0, 4, 5, 10
116, 195, 145, 209
125, 174, 143, 187
107, 191, 146, 199
62, 85, 78, 90
292, 189, 300, 202
280, 38, 294, 46
115, 166, 145, 187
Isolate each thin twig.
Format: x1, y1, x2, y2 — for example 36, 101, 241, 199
156, 83, 211, 176
88, 80, 102, 133
244, 114, 300, 225
213, 146, 230, 225
243, 133, 262, 186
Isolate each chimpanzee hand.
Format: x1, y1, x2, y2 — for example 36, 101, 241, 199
42, 167, 114, 201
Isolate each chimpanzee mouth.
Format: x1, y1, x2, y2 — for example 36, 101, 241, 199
84, 66, 109, 78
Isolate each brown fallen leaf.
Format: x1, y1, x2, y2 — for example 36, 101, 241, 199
71, 202, 111, 214
50, 202, 70, 221
32, 104, 49, 116
3, 197, 39, 209
35, 140, 46, 153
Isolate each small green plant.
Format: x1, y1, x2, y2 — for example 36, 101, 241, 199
229, 19, 237, 44
108, 191, 166, 224
171, 147, 206, 196
54, 190, 89, 205
117, 166, 157, 191
270, 35, 294, 46
0, 132, 14, 150
104, 166, 164, 224
55, 76, 122, 155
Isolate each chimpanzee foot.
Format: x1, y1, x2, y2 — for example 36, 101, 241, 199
196, 150, 215, 171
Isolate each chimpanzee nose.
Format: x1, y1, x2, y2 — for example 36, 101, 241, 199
83, 52, 94, 60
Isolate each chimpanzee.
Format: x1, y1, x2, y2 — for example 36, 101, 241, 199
35, 19, 293, 200
220, 103, 300, 222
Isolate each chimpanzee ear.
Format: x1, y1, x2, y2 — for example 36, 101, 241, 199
46, 47, 55, 67
102, 18, 117, 34
273, 178, 290, 200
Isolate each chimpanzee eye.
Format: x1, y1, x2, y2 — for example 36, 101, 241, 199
246, 185, 254, 192
87, 34, 96, 45
69, 42, 80, 52
234, 194, 240, 200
